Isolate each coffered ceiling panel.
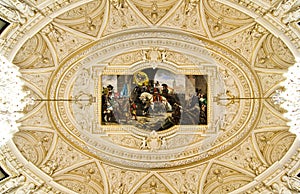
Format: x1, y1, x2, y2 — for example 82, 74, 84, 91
203, 162, 253, 194
13, 33, 55, 69
54, 0, 106, 38
161, 0, 206, 36
103, 0, 148, 36
41, 23, 92, 62
53, 162, 105, 193
159, 164, 207, 193
134, 174, 173, 193
130, 0, 180, 24
203, 0, 254, 38
254, 130, 296, 165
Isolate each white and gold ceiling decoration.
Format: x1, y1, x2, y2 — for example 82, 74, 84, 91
0, 0, 300, 193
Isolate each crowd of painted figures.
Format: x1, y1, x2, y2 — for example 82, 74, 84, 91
101, 81, 207, 130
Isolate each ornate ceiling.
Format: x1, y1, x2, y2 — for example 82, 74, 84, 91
0, 0, 300, 193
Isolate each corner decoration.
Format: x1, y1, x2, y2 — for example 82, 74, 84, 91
101, 68, 208, 131
0, 55, 29, 146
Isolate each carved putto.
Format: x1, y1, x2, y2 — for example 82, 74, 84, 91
0, 0, 34, 24
282, 175, 300, 192
184, 0, 199, 16
0, 175, 26, 193
41, 160, 58, 175
15, 182, 37, 194
272, 0, 300, 24
111, 0, 126, 13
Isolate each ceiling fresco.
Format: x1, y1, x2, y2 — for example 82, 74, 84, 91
0, 0, 300, 193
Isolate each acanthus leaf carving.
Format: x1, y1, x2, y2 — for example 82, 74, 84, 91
129, 0, 179, 25
41, 160, 59, 176
135, 174, 173, 194
218, 137, 266, 176
103, 0, 147, 35
160, 165, 206, 194
162, 0, 205, 35
256, 104, 287, 129
256, 72, 285, 94
218, 24, 265, 61
203, 163, 253, 193
104, 165, 148, 193
21, 71, 53, 95
19, 104, 52, 128
41, 24, 91, 62
110, 134, 140, 149
40, 137, 91, 175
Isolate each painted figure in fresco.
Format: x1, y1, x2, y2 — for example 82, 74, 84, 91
101, 87, 108, 122
197, 90, 207, 124
129, 98, 137, 120
107, 84, 114, 98
199, 104, 207, 124
172, 103, 182, 125
120, 83, 128, 97
141, 94, 151, 116
102, 85, 117, 123
153, 81, 161, 94
158, 103, 182, 130
139, 92, 172, 114
106, 91, 117, 122
198, 93, 207, 107
132, 85, 142, 101
161, 83, 169, 98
